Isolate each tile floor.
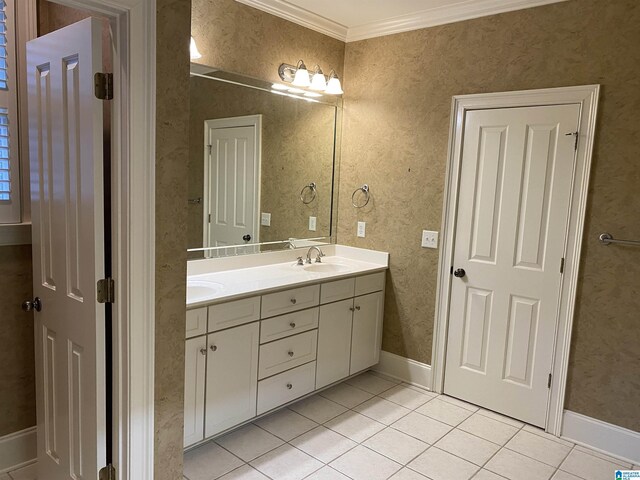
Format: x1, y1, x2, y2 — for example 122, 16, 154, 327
183, 371, 639, 480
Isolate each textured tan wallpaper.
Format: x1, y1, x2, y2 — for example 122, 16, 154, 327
339, 0, 640, 431
187, 76, 335, 250
155, 0, 191, 478
0, 246, 34, 436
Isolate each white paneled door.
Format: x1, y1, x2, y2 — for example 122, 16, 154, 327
27, 18, 107, 479
444, 104, 581, 427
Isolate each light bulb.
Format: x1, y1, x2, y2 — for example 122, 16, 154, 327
325, 70, 344, 95
292, 60, 311, 87
190, 37, 202, 60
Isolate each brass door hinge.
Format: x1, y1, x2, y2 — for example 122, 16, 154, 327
97, 277, 115, 304
99, 464, 116, 480
95, 72, 114, 100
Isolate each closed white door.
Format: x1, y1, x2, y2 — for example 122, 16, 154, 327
444, 104, 580, 427
205, 322, 259, 437
350, 292, 384, 375
27, 18, 106, 479
316, 299, 353, 389
205, 124, 258, 251
183, 337, 207, 447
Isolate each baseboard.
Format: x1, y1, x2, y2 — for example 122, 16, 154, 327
0, 427, 37, 474
372, 351, 432, 390
561, 410, 640, 465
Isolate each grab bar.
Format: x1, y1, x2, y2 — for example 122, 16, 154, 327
599, 233, 640, 247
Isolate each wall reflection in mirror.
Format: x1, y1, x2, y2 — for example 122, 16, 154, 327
188, 65, 341, 258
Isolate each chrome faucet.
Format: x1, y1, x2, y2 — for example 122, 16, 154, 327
306, 246, 325, 264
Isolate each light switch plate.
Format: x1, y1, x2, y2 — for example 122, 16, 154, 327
357, 221, 366, 238
309, 216, 317, 231
261, 212, 271, 226
422, 230, 438, 248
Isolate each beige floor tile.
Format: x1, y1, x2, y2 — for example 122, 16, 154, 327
353, 397, 411, 425
408, 447, 479, 480
345, 372, 397, 394
435, 428, 501, 466
325, 411, 386, 443
560, 448, 629, 480
458, 413, 519, 446
391, 411, 452, 445
505, 430, 572, 467
253, 408, 317, 441
473, 470, 509, 479
439, 395, 479, 412
319, 382, 374, 408
369, 371, 402, 384
485, 448, 555, 480
521, 425, 574, 447
416, 397, 474, 426
330, 445, 402, 480
217, 465, 269, 480
478, 409, 525, 429
304, 466, 351, 479
363, 427, 429, 465
550, 471, 582, 480
379, 384, 435, 410
184, 441, 244, 480
288, 394, 348, 424
389, 468, 430, 479
290, 426, 357, 463
250, 444, 322, 480
215, 423, 284, 462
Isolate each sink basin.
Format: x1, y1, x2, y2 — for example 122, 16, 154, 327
187, 280, 224, 302
303, 263, 352, 274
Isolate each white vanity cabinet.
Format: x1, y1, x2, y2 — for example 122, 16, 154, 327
183, 336, 207, 447
350, 291, 384, 374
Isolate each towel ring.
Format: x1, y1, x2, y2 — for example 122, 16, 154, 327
351, 184, 370, 208
300, 182, 317, 204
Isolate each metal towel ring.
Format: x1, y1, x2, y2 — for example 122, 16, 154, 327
351, 184, 370, 208
300, 182, 317, 204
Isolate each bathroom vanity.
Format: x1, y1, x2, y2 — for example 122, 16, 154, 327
183, 245, 388, 448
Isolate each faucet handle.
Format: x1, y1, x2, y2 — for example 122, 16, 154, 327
315, 254, 323, 263
296, 256, 304, 266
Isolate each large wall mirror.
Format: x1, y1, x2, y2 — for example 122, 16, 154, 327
188, 64, 342, 258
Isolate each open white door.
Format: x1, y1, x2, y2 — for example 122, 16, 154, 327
27, 18, 107, 479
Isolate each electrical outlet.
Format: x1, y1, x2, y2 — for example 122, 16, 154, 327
261, 212, 271, 226
309, 216, 317, 231
357, 221, 366, 238
422, 230, 439, 248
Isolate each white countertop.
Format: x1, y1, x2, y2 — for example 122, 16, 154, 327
186, 245, 389, 308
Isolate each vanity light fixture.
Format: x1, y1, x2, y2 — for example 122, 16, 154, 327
310, 65, 327, 91
292, 60, 311, 87
278, 60, 344, 95
190, 36, 202, 60
325, 70, 344, 95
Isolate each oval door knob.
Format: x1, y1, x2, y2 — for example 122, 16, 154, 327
286, 383, 293, 390
22, 297, 42, 313
242, 234, 252, 242
453, 268, 466, 278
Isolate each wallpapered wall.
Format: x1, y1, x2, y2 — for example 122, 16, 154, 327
338, 0, 640, 431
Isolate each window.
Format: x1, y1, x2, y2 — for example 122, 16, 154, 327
0, 0, 20, 223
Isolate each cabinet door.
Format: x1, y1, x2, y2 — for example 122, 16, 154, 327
184, 337, 207, 447
350, 292, 384, 374
205, 322, 259, 437
316, 299, 353, 389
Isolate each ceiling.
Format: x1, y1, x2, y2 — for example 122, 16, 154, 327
235, 0, 567, 42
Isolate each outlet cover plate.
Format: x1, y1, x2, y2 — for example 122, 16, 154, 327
309, 216, 317, 231
422, 230, 438, 248
357, 221, 366, 238
261, 212, 271, 226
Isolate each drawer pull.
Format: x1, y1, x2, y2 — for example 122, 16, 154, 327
289, 322, 296, 328
290, 298, 297, 305
286, 383, 293, 390
199, 348, 207, 356
210, 345, 218, 352
355, 305, 361, 311
288, 350, 294, 357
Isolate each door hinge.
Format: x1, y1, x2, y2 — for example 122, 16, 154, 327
548, 373, 552, 389
99, 464, 116, 480
95, 72, 114, 100
208, 214, 211, 223
450, 266, 453, 275
560, 257, 565, 274
207, 144, 212, 154
565, 131, 578, 151
97, 277, 115, 304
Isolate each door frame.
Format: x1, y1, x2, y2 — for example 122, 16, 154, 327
48, 0, 156, 478
431, 85, 600, 435
202, 115, 262, 254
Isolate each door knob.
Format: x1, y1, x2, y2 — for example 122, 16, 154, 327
453, 268, 466, 278
242, 234, 252, 242
22, 297, 42, 313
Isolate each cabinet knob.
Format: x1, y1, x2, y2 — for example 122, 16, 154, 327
355, 305, 361, 311
289, 322, 296, 328
199, 348, 207, 356
288, 350, 294, 357
290, 298, 297, 304
349, 306, 355, 312
286, 383, 293, 390
210, 345, 217, 352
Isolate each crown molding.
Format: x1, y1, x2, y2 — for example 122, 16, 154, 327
235, 0, 567, 43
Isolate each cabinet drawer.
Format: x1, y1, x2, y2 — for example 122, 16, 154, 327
259, 330, 318, 380
261, 285, 320, 318
320, 278, 355, 304
208, 296, 261, 332
355, 272, 386, 296
257, 361, 316, 415
260, 308, 319, 344
186, 308, 207, 338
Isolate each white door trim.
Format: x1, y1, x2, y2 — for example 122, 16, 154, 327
203, 115, 262, 252
432, 85, 600, 436
50, 1, 156, 478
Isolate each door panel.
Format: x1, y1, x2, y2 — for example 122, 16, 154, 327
316, 299, 353, 389
444, 104, 580, 427
350, 292, 384, 374
27, 18, 106, 479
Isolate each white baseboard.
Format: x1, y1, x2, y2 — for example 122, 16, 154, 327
0, 427, 37, 474
562, 410, 640, 465
372, 351, 432, 390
